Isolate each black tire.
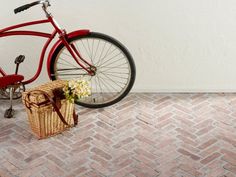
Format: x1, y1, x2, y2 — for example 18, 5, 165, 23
50, 32, 136, 108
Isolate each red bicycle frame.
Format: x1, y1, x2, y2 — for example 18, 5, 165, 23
0, 15, 93, 85
0, 67, 7, 76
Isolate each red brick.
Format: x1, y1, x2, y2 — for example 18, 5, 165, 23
116, 100, 136, 110
179, 164, 202, 177
90, 162, 110, 176
177, 148, 200, 160
24, 151, 47, 163
200, 152, 221, 165
94, 133, 113, 145
176, 128, 197, 139
198, 139, 217, 150
222, 155, 236, 166
200, 145, 220, 158
135, 134, 156, 146
91, 147, 112, 160
221, 149, 236, 160
113, 166, 136, 177
113, 137, 135, 148
66, 167, 88, 177
177, 135, 198, 146
196, 125, 215, 136
223, 163, 236, 174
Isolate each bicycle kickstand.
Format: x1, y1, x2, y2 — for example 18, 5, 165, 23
4, 87, 14, 118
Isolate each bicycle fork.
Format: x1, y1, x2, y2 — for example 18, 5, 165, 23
47, 13, 96, 76
60, 35, 96, 76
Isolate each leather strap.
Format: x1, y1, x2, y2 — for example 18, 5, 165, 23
73, 109, 78, 126
24, 90, 69, 126
52, 88, 65, 109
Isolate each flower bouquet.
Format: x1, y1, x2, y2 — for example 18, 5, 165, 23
63, 79, 91, 103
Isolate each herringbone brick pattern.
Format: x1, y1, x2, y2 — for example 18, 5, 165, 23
0, 93, 236, 177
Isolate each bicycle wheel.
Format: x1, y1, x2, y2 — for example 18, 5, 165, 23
50, 32, 136, 108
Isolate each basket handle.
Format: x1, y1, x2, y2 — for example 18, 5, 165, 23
24, 90, 70, 126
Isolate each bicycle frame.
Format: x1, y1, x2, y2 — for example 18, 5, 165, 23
0, 16, 92, 85
0, 67, 6, 76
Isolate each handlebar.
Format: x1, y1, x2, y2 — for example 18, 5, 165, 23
14, 0, 50, 14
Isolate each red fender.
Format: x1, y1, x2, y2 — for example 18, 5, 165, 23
47, 29, 90, 78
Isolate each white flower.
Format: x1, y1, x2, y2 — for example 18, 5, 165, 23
63, 79, 91, 103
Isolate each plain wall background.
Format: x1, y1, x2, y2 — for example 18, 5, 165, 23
1, 0, 236, 92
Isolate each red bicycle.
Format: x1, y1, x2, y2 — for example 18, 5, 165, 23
0, 0, 136, 118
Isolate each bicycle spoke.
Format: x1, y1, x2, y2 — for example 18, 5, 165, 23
61, 51, 81, 65
98, 41, 107, 65
58, 56, 78, 68
100, 62, 127, 71
101, 64, 128, 69
98, 52, 122, 67
99, 57, 126, 68
55, 74, 88, 76
98, 43, 112, 66
94, 74, 98, 96
57, 68, 84, 71
98, 49, 120, 66
91, 39, 95, 64
84, 77, 116, 103
61, 51, 74, 58
99, 72, 125, 89
74, 42, 84, 61
99, 72, 129, 80
97, 78, 117, 100
97, 75, 120, 92
86, 39, 93, 61
102, 47, 118, 60
93, 40, 100, 64
51, 33, 135, 107
55, 69, 87, 74
57, 62, 76, 68
57, 64, 82, 71
96, 78, 104, 101
81, 40, 91, 61
96, 75, 114, 91
96, 76, 105, 101
102, 71, 129, 75
95, 76, 105, 96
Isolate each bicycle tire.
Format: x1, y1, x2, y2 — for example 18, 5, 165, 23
49, 32, 136, 108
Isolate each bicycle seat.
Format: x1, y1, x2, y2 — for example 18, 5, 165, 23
0, 74, 24, 88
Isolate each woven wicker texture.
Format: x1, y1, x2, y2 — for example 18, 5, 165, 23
22, 80, 67, 105
22, 80, 75, 139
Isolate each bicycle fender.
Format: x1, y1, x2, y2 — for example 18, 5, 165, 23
47, 29, 90, 78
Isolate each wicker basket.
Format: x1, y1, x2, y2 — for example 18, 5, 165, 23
22, 80, 78, 139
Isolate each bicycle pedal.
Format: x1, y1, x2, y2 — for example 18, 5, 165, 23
15, 55, 25, 64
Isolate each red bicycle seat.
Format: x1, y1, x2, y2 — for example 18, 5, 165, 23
0, 74, 24, 88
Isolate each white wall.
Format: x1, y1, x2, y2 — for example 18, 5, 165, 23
1, 0, 236, 92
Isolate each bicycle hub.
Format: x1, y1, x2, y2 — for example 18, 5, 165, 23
90, 66, 97, 76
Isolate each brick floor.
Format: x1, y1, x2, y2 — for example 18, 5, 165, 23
0, 93, 236, 177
